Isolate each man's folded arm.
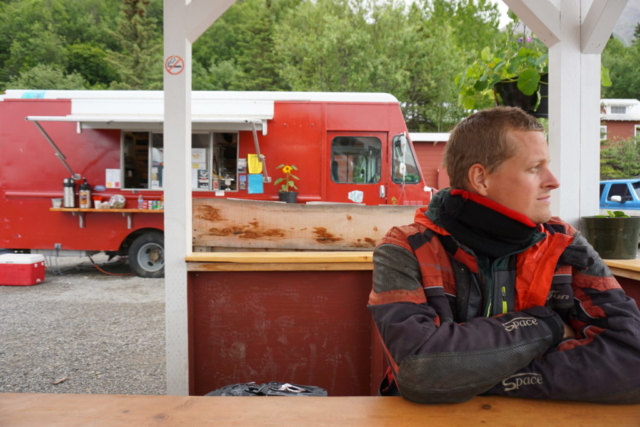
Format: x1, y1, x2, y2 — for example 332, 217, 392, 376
368, 243, 564, 404
483, 235, 640, 403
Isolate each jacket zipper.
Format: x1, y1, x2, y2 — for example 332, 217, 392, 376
501, 286, 508, 313
485, 261, 509, 316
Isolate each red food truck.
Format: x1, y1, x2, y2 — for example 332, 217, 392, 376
0, 90, 432, 277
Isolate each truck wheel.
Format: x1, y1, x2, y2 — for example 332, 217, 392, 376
128, 232, 164, 278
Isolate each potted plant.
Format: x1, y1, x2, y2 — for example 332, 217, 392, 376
274, 164, 300, 203
582, 210, 640, 259
455, 15, 611, 117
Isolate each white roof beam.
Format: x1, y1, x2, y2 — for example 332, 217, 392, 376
502, 0, 561, 47
581, 0, 629, 54
186, 0, 236, 43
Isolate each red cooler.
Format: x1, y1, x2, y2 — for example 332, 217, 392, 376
0, 254, 46, 286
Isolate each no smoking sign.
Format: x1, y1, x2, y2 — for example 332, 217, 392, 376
165, 55, 184, 75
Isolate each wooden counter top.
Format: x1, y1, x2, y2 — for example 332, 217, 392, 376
186, 251, 374, 271
604, 258, 640, 271
1, 393, 638, 426
186, 251, 373, 263
604, 258, 640, 281
187, 253, 640, 274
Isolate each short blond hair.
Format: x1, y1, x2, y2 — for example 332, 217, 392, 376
444, 107, 544, 189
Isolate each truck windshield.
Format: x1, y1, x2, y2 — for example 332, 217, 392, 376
331, 136, 381, 184
392, 134, 420, 184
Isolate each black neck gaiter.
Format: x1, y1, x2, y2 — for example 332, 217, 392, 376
438, 190, 539, 259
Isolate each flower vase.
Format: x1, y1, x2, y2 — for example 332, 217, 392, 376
278, 191, 298, 203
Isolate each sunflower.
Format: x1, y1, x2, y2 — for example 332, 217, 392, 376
282, 165, 293, 174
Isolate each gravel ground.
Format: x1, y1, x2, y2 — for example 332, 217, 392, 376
0, 254, 166, 395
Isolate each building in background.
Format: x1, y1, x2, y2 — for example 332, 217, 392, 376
409, 132, 450, 190
600, 99, 640, 142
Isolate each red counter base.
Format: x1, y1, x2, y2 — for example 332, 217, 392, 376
188, 270, 385, 397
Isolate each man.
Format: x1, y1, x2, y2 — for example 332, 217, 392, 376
368, 107, 640, 404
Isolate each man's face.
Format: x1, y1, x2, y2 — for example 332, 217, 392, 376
482, 130, 559, 224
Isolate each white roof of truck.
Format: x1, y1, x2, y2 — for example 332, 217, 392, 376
3, 90, 399, 132
409, 132, 450, 143
0, 90, 398, 103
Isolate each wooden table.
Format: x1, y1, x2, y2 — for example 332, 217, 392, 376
604, 258, 640, 281
1, 393, 639, 426
604, 259, 640, 303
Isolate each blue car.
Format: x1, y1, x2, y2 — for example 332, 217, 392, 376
600, 179, 640, 213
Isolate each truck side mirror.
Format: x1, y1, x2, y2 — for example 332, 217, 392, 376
610, 195, 622, 202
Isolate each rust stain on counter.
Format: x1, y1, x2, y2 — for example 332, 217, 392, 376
195, 205, 223, 222
313, 227, 342, 243
208, 225, 285, 239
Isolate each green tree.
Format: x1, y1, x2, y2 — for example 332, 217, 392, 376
274, 0, 378, 92
67, 43, 118, 88
4, 23, 68, 77
6, 64, 87, 90
600, 137, 640, 180
403, 3, 469, 131
0, 0, 120, 89
425, 0, 500, 60
193, 60, 241, 90
602, 36, 640, 99
193, 0, 300, 91
232, 0, 295, 91
194, 0, 262, 67
273, 0, 484, 131
106, 0, 162, 89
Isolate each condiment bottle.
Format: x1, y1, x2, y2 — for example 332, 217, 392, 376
79, 179, 91, 209
63, 177, 76, 208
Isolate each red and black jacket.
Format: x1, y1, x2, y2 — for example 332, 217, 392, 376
368, 189, 640, 404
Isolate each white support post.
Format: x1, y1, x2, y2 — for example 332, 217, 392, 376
581, 0, 628, 54
547, 0, 584, 228
163, 0, 236, 397
164, 0, 192, 396
579, 53, 602, 221
505, 0, 625, 228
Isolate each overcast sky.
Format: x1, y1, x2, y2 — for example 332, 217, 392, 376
488, 0, 511, 27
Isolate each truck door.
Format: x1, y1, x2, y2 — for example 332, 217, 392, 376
326, 132, 387, 205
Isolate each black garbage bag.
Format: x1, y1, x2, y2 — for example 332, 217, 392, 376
205, 381, 327, 397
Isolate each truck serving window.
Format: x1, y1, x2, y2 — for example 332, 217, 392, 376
331, 137, 381, 184
123, 131, 238, 191
392, 135, 420, 184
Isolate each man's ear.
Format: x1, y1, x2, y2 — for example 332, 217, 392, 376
467, 163, 490, 196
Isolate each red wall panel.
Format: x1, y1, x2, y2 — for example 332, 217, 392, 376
189, 270, 385, 397
413, 141, 449, 190
603, 120, 639, 141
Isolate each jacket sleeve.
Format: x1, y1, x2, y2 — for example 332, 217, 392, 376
368, 227, 566, 404
483, 232, 640, 403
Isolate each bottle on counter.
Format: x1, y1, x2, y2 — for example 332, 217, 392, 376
63, 177, 75, 208
79, 179, 92, 209
138, 194, 144, 210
